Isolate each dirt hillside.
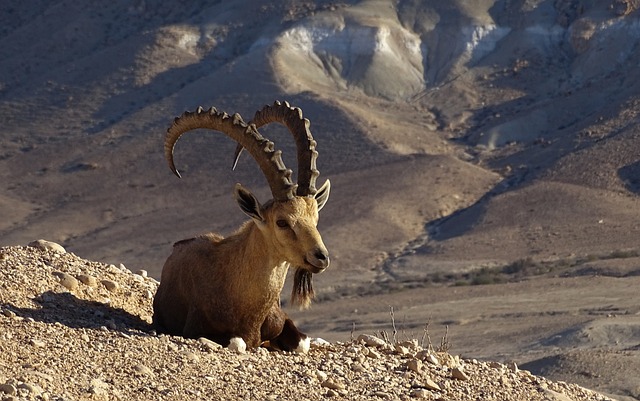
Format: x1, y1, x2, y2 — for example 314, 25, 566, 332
0, 243, 614, 401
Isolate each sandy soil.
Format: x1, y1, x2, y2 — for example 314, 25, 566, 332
2, 1, 640, 399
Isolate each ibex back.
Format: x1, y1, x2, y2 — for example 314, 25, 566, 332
152, 101, 330, 352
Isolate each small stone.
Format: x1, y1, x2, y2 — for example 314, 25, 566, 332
406, 359, 422, 373
181, 351, 200, 362
325, 389, 339, 397
541, 388, 574, 401
399, 339, 419, 350
136, 269, 148, 277
321, 378, 345, 391
228, 337, 246, 353
311, 337, 330, 347
394, 344, 411, 356
411, 388, 429, 398
25, 371, 54, 382
198, 337, 222, 351
425, 353, 439, 365
133, 364, 153, 376
507, 361, 519, 373
351, 363, 366, 373
315, 370, 328, 382
452, 366, 470, 381
18, 383, 42, 396
29, 339, 46, 348
101, 280, 119, 292
366, 348, 382, 359
421, 377, 441, 391
107, 265, 121, 274
89, 378, 109, 395
2, 309, 16, 318
0, 383, 17, 395
28, 239, 66, 253
77, 274, 97, 286
357, 334, 386, 347
55, 272, 78, 291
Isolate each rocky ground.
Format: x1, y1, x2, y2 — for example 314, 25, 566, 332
0, 242, 614, 401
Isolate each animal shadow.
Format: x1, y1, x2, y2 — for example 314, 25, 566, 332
4, 291, 152, 335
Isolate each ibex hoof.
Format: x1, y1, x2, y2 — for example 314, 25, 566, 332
295, 336, 310, 353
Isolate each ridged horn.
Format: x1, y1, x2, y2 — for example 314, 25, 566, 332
165, 106, 296, 201
233, 101, 319, 197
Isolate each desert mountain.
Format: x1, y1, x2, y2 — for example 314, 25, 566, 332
2, 1, 640, 399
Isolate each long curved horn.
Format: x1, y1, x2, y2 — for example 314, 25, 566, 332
165, 106, 296, 201
233, 101, 319, 197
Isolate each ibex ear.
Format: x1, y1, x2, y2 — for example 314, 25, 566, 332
315, 179, 330, 212
234, 183, 264, 222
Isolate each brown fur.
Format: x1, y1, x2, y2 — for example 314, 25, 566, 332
152, 189, 329, 350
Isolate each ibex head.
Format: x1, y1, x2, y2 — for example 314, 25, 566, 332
164, 101, 330, 308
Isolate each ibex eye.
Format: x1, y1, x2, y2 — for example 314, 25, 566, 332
276, 220, 289, 228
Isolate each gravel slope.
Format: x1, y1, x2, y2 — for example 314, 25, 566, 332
0, 243, 613, 401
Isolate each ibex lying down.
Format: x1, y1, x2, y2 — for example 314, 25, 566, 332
153, 101, 330, 352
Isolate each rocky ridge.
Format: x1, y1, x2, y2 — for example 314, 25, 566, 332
0, 242, 612, 401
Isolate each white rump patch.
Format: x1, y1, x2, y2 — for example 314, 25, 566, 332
228, 337, 247, 353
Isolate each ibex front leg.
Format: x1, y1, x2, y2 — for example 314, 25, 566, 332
261, 303, 310, 353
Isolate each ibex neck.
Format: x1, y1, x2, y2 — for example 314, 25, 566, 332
234, 221, 290, 285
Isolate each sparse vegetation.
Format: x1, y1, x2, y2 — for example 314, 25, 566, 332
427, 248, 640, 287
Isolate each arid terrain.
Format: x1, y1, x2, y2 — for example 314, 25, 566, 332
0, 243, 617, 400
2, 1, 640, 399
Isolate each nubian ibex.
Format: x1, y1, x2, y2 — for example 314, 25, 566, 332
153, 101, 330, 352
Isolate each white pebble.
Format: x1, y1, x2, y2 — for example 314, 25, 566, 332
77, 274, 97, 286
228, 337, 246, 353
101, 280, 119, 292
321, 378, 345, 391
310, 337, 330, 347
198, 337, 222, 351
181, 351, 200, 362
56, 272, 78, 291
28, 239, 66, 253
18, 383, 42, 396
452, 366, 470, 380
133, 364, 154, 376
357, 334, 386, 347
406, 359, 422, 373
366, 348, 382, 359
411, 389, 429, 398
417, 377, 441, 391
316, 370, 328, 382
